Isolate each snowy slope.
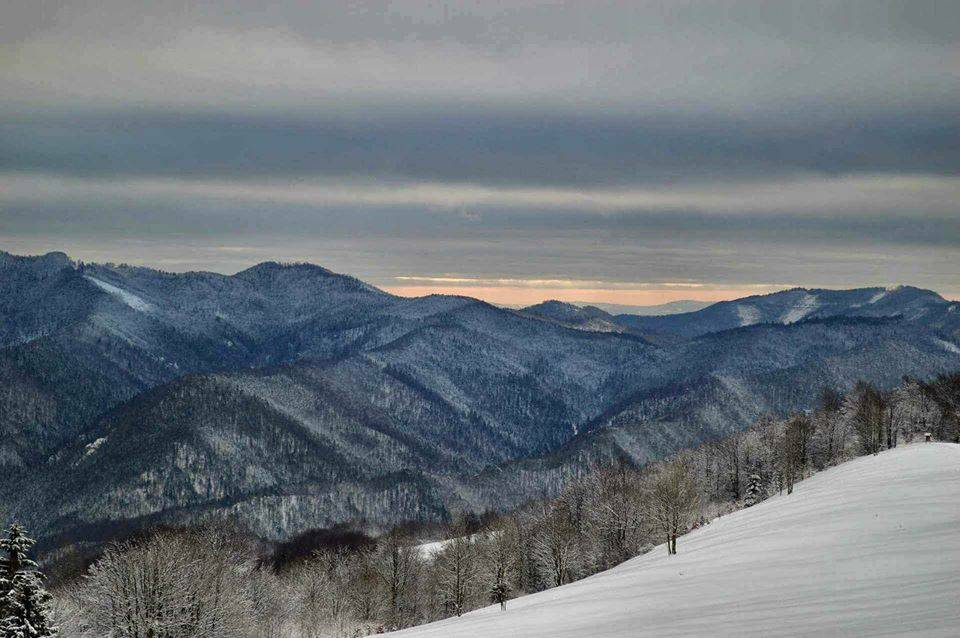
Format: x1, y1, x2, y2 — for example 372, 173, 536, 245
616, 286, 960, 339
84, 275, 155, 312
392, 443, 960, 638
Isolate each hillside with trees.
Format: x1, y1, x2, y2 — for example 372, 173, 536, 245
2, 252, 959, 546
30, 371, 959, 637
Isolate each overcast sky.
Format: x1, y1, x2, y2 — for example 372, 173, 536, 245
2, 1, 958, 303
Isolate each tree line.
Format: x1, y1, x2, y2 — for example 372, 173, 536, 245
12, 372, 960, 637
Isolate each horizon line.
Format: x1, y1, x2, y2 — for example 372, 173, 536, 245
7, 248, 959, 306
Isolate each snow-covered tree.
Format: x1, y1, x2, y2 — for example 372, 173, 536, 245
645, 456, 700, 555
372, 529, 421, 630
83, 527, 255, 638
432, 516, 480, 618
586, 459, 645, 569
530, 499, 580, 587
0, 523, 56, 638
743, 473, 764, 507
845, 381, 887, 455
478, 518, 517, 611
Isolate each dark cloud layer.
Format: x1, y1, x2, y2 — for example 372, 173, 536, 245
3, 109, 959, 186
1, 1, 958, 299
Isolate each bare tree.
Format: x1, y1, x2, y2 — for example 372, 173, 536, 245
586, 459, 645, 569
845, 382, 887, 455
478, 518, 518, 611
290, 559, 331, 638
923, 373, 960, 442
344, 547, 379, 631
811, 387, 848, 468
290, 548, 359, 638
372, 529, 420, 630
530, 498, 580, 587
781, 413, 813, 494
247, 566, 292, 638
433, 517, 480, 617
717, 436, 745, 501
83, 529, 255, 638
645, 456, 700, 555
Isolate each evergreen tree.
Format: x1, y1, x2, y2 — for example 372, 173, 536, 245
0, 524, 56, 638
490, 580, 510, 611
744, 473, 764, 507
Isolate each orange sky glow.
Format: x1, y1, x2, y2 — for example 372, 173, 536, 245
382, 285, 788, 307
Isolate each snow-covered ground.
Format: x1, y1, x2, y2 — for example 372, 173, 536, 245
415, 532, 494, 559
85, 275, 154, 312
392, 443, 960, 638
414, 538, 452, 560
780, 292, 820, 324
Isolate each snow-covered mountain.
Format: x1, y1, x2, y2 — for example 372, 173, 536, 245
615, 286, 960, 340
1, 251, 959, 543
519, 301, 629, 333
391, 443, 960, 638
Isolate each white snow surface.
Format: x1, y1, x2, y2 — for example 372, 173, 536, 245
415, 539, 451, 560
391, 443, 960, 638
85, 276, 154, 312
736, 304, 760, 326
82, 437, 107, 457
416, 533, 489, 559
933, 338, 960, 355
780, 292, 819, 324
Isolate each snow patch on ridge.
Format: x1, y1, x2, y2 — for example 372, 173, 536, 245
736, 304, 760, 326
85, 276, 154, 312
780, 293, 819, 324
83, 437, 107, 457
934, 338, 960, 355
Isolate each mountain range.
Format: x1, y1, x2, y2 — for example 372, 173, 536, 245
1, 250, 958, 546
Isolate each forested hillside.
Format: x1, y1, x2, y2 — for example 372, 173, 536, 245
2, 251, 959, 545
38, 372, 960, 637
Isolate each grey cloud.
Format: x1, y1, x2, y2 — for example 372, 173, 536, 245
1, 1, 958, 298
3, 2, 958, 118
4, 206, 958, 297
3, 197, 957, 249
2, 110, 958, 187
3, 1, 957, 188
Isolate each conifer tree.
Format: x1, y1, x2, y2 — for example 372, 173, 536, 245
744, 473, 764, 507
0, 524, 56, 638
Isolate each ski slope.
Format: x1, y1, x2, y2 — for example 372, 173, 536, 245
392, 443, 960, 638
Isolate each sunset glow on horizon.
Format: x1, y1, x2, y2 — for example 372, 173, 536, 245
382, 283, 788, 307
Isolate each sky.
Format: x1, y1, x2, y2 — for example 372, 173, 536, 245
2, 1, 959, 304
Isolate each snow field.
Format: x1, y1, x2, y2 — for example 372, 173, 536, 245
391, 443, 960, 637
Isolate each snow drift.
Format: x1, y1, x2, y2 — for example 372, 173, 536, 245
392, 443, 960, 637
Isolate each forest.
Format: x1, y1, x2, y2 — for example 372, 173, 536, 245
3, 371, 958, 637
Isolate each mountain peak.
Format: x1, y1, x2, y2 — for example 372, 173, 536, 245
519, 300, 628, 334
0, 250, 74, 273
614, 283, 958, 339
522, 300, 611, 320
235, 261, 335, 277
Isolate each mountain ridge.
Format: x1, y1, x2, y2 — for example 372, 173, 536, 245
1, 251, 958, 543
